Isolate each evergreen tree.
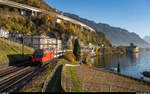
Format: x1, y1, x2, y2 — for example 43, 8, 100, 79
117, 62, 120, 73
73, 39, 81, 61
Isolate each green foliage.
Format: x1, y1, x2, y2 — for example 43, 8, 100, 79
73, 39, 81, 61
10, 0, 56, 12
64, 54, 75, 63
0, 1, 112, 47
64, 52, 76, 63
0, 38, 34, 63
118, 62, 120, 73
69, 66, 82, 92
86, 56, 91, 63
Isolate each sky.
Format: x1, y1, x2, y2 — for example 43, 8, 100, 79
44, 0, 150, 38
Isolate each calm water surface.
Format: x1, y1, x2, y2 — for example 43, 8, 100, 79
92, 50, 150, 81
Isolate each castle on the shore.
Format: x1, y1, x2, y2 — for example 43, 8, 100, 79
126, 43, 139, 53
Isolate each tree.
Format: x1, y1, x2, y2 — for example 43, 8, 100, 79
69, 43, 73, 50
117, 62, 120, 73
96, 47, 98, 55
73, 39, 81, 61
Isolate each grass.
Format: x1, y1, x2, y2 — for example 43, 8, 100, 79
59, 58, 79, 65
0, 38, 34, 64
69, 66, 82, 92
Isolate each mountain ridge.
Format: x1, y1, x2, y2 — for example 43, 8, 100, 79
143, 36, 150, 44
63, 12, 150, 48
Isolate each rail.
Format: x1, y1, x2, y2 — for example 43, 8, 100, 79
0, 67, 34, 92
0, 62, 51, 92
0, 61, 31, 78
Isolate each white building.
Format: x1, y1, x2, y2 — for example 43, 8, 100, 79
24, 35, 62, 50
80, 42, 98, 55
56, 19, 62, 23
0, 29, 9, 38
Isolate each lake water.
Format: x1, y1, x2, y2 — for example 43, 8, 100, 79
91, 50, 150, 81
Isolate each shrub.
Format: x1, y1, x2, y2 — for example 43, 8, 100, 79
64, 51, 76, 63
66, 51, 76, 60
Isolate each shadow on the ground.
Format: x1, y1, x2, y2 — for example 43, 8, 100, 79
46, 65, 65, 92
7, 54, 32, 66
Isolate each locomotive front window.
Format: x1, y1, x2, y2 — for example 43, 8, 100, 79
33, 54, 44, 58
44, 54, 46, 57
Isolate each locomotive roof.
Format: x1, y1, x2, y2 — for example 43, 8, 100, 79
35, 49, 53, 53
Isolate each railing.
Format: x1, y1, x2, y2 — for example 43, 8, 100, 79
0, 0, 42, 12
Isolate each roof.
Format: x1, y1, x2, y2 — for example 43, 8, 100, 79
35, 49, 53, 53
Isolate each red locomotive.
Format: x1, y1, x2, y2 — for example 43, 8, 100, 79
32, 49, 55, 66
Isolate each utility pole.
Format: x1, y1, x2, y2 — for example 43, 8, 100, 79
103, 46, 105, 56
19, 34, 24, 56
56, 36, 58, 58
62, 38, 65, 55
22, 34, 24, 56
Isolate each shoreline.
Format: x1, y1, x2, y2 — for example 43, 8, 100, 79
91, 66, 150, 86
62, 64, 150, 92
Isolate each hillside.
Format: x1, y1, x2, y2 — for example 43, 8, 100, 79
0, 38, 34, 65
63, 12, 150, 48
143, 36, 150, 44
10, 0, 56, 12
0, 0, 112, 47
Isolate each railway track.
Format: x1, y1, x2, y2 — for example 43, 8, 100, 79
0, 66, 35, 92
0, 61, 56, 92
0, 61, 31, 78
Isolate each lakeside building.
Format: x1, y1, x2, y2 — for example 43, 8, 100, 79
126, 43, 139, 53
80, 42, 98, 55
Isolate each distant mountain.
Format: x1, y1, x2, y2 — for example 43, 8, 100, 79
143, 36, 150, 44
63, 12, 150, 48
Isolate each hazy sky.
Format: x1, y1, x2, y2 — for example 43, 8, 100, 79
44, 0, 150, 38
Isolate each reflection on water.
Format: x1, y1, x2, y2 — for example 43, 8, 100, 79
92, 50, 150, 81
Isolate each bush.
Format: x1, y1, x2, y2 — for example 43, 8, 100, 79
64, 51, 76, 63
66, 51, 76, 60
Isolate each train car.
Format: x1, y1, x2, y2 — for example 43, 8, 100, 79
32, 49, 55, 66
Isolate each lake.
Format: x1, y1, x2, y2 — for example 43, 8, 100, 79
92, 50, 150, 81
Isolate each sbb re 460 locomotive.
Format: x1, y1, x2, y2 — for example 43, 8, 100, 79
32, 49, 55, 66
